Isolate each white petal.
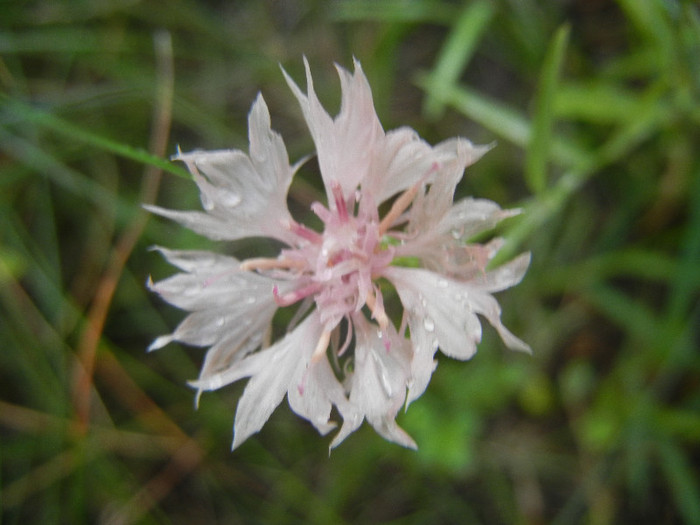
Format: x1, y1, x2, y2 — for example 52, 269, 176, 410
400, 316, 439, 405
186, 313, 359, 450
367, 417, 417, 450
437, 198, 515, 240
384, 265, 530, 402
361, 127, 434, 204
149, 246, 234, 273
149, 95, 295, 244
227, 315, 324, 449
247, 94, 297, 209
287, 351, 352, 436
187, 315, 322, 448
404, 139, 492, 234
472, 252, 531, 293
343, 314, 416, 448
283, 58, 383, 201
148, 248, 282, 394
144, 204, 247, 241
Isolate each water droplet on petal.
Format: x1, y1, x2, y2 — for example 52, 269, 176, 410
423, 317, 435, 332
437, 278, 448, 288
373, 356, 393, 398
246, 296, 256, 304
380, 371, 393, 397
201, 193, 215, 211
215, 317, 225, 327
219, 190, 241, 207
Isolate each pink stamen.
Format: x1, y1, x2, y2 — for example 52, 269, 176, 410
331, 181, 349, 222
311, 202, 332, 223
273, 283, 322, 307
287, 219, 322, 243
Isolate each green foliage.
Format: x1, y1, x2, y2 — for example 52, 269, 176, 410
1, 0, 699, 523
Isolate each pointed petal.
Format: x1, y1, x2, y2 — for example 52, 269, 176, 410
283, 58, 383, 200
287, 350, 352, 436
361, 127, 434, 205
144, 204, 244, 241
415, 140, 492, 230
149, 95, 296, 244
437, 197, 517, 241
148, 248, 282, 398
472, 252, 531, 293
384, 265, 530, 401
344, 314, 416, 448
228, 316, 324, 449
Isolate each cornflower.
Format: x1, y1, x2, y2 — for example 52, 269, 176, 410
147, 59, 530, 450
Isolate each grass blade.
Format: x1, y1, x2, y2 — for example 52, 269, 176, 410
525, 24, 570, 194
0, 94, 189, 179
422, 1, 495, 118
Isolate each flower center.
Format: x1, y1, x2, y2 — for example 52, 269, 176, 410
277, 182, 393, 330
239, 178, 425, 341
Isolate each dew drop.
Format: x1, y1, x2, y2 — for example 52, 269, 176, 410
246, 296, 256, 304
373, 357, 393, 398
215, 317, 225, 327
219, 190, 241, 207
380, 371, 393, 398
423, 317, 435, 332
200, 193, 215, 211
436, 278, 448, 288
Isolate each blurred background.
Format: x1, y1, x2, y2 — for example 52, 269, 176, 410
2, 0, 699, 523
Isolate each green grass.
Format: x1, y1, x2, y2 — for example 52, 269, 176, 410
2, 0, 699, 523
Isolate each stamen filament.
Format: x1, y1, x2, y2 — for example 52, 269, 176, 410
378, 180, 422, 236
365, 288, 389, 331
273, 283, 322, 306
312, 330, 332, 363
240, 257, 306, 272
287, 219, 322, 243
378, 163, 439, 236
331, 181, 349, 222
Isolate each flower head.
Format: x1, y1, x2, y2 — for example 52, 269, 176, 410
147, 58, 530, 451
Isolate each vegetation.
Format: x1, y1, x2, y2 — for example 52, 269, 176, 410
2, 0, 699, 523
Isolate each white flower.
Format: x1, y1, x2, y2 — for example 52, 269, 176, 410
147, 58, 530, 451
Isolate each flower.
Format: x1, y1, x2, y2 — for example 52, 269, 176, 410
146, 58, 530, 451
